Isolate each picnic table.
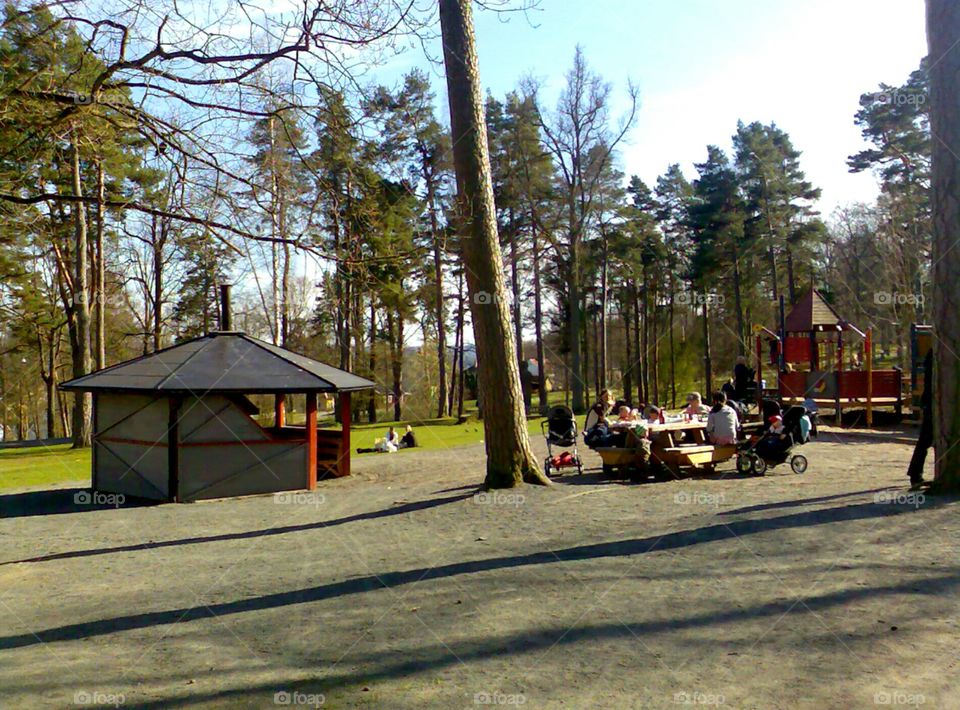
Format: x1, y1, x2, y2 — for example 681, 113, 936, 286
646, 419, 738, 476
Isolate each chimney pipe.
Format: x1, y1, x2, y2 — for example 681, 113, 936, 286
220, 284, 232, 331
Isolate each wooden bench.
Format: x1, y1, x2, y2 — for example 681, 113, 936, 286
595, 444, 650, 479
657, 444, 738, 471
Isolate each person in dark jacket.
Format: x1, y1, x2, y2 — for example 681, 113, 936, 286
907, 348, 934, 487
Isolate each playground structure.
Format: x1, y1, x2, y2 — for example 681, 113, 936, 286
753, 290, 904, 425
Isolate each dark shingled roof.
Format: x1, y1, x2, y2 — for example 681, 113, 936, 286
784, 290, 847, 333
60, 332, 376, 394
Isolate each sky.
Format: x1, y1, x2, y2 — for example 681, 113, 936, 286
376, 0, 929, 216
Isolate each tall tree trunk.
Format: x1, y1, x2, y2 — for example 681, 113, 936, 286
640, 282, 649, 403
439, 0, 546, 486
927, 0, 960, 489
532, 224, 548, 415
368, 299, 377, 423
449, 288, 463, 417
428, 179, 448, 418
732, 251, 746, 354
669, 287, 677, 409
569, 225, 585, 412
702, 301, 713, 397
632, 279, 642, 405
786, 247, 797, 306
510, 209, 523, 361
623, 296, 633, 406
152, 215, 163, 352
599, 233, 608, 391
70, 131, 92, 448
95, 161, 106, 370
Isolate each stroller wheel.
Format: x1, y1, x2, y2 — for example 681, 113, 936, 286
751, 456, 768, 476
736, 454, 753, 474
577, 461, 584, 475
790, 454, 808, 474
544, 459, 553, 478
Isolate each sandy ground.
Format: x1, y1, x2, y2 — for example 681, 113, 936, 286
0, 430, 956, 710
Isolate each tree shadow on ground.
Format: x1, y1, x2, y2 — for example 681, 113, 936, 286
720, 487, 901, 516
0, 491, 474, 565
106, 569, 960, 709
1, 495, 954, 651
0, 487, 157, 519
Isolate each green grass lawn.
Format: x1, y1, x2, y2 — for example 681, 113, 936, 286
0, 444, 90, 490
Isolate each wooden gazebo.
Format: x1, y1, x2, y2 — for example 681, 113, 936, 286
60, 332, 375, 502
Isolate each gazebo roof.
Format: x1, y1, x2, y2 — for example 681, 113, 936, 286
784, 290, 849, 333
60, 332, 376, 395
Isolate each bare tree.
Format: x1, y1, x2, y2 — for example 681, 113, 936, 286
525, 48, 637, 413
438, 0, 547, 487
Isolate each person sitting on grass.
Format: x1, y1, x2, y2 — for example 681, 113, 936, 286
399, 425, 417, 449
706, 391, 739, 446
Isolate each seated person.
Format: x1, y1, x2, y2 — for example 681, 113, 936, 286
399, 425, 417, 449
755, 414, 790, 458
721, 378, 737, 402
584, 389, 613, 433
643, 404, 663, 425
706, 391, 739, 446
683, 392, 710, 418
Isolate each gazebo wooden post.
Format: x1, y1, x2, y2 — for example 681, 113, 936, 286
274, 394, 286, 428
306, 392, 317, 490
339, 391, 351, 478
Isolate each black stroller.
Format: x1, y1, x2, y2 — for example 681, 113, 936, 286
542, 405, 584, 477
737, 405, 815, 476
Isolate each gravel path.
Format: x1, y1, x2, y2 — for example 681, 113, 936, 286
0, 433, 955, 709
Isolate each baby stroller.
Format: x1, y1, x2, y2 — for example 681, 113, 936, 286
542, 405, 584, 477
737, 405, 814, 476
